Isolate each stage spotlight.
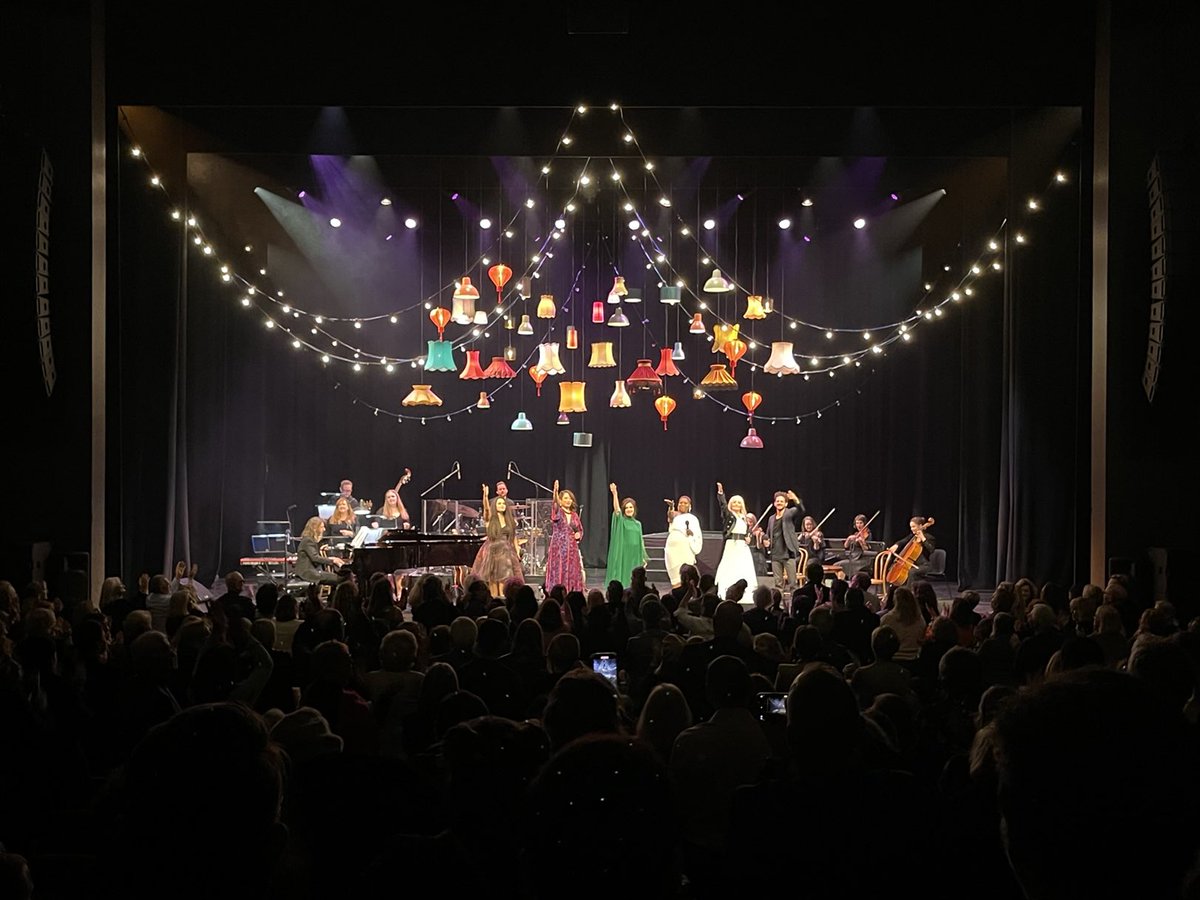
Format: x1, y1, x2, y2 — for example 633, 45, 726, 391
853, 218, 866, 230
525, 198, 535, 208
703, 219, 716, 230
329, 218, 342, 228
778, 218, 792, 230
1055, 171, 1068, 183
736, 193, 745, 201
658, 197, 671, 207
577, 105, 587, 114
385, 234, 393, 241
380, 198, 392, 206
480, 218, 492, 229
451, 192, 460, 200
504, 230, 514, 238
298, 190, 306, 199
803, 235, 812, 243
555, 218, 567, 229
801, 198, 813, 207
628, 219, 640, 230
405, 217, 418, 229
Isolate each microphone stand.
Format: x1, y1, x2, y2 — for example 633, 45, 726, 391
420, 462, 461, 533
506, 462, 554, 495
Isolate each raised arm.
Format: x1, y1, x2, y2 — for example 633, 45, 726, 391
552, 479, 562, 508
610, 482, 620, 515
481, 483, 491, 523
394, 468, 412, 521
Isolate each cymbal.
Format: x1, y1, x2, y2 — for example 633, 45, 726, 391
427, 499, 480, 517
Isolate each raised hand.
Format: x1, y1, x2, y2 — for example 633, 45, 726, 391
609, 482, 618, 494
716, 481, 724, 494
482, 483, 489, 495
553, 479, 559, 494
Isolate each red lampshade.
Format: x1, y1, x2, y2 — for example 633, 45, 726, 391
592, 301, 605, 323
655, 346, 680, 377
459, 349, 486, 379
483, 356, 516, 379
626, 358, 663, 393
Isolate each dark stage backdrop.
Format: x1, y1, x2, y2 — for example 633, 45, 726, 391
112, 109, 1085, 591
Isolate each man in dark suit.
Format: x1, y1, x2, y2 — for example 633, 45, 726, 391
760, 490, 804, 590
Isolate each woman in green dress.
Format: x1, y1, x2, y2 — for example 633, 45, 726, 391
605, 481, 647, 587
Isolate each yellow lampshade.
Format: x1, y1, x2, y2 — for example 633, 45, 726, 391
517, 314, 534, 335
537, 293, 556, 318
744, 294, 766, 319
558, 381, 587, 413
607, 275, 628, 303
713, 322, 740, 354
566, 325, 578, 349
402, 385, 442, 407
609, 380, 631, 408
588, 342, 616, 367
699, 364, 738, 391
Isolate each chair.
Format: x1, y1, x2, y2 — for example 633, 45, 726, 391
795, 548, 810, 582
925, 548, 948, 597
871, 551, 893, 598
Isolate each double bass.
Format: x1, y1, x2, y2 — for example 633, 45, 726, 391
884, 517, 935, 586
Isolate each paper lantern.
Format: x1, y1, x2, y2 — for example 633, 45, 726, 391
429, 306, 452, 338
671, 341, 686, 361
536, 342, 565, 374
566, 325, 579, 349
458, 349, 486, 379
558, 381, 587, 413
624, 287, 642, 304
626, 358, 663, 393
424, 340, 456, 372
699, 363, 738, 390
511, 412, 533, 431
702, 269, 733, 293
402, 384, 442, 407
482, 356, 516, 379
487, 263, 513, 303
654, 394, 677, 430
588, 342, 616, 368
476, 391, 491, 409
537, 293, 556, 318
607, 275, 628, 303
607, 307, 630, 327
529, 366, 548, 396
517, 314, 534, 335
660, 285, 682, 304
655, 347, 681, 377
592, 301, 605, 323
712, 322, 740, 354
763, 341, 801, 375
689, 312, 706, 334
740, 427, 764, 449
724, 339, 748, 372
742, 391, 763, 415
609, 380, 632, 408
744, 294, 767, 319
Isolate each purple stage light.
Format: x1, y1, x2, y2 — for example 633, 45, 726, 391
385, 234, 393, 240
450, 192, 460, 200
803, 235, 812, 242
890, 192, 899, 200
298, 190, 306, 199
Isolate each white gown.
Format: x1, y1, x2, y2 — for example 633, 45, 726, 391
664, 512, 703, 586
715, 514, 759, 603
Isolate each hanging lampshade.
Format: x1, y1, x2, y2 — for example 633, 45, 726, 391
763, 341, 801, 375
429, 306, 452, 338
451, 296, 471, 325
713, 322, 740, 354
483, 356, 516, 379
654, 394, 677, 431
454, 276, 480, 301
558, 381, 587, 413
504, 344, 517, 361
689, 312, 706, 334
763, 296, 775, 314
671, 340, 686, 361
565, 325, 579, 350
504, 315, 515, 330
453, 277, 480, 323
743, 294, 767, 320
572, 432, 593, 447
472, 309, 489, 325
476, 391, 491, 409
607, 275, 628, 303
556, 412, 570, 426
607, 307, 630, 327
609, 380, 632, 408
510, 412, 533, 431
517, 314, 534, 335
536, 342, 565, 374
742, 390, 763, 415
487, 263, 513, 304
624, 287, 642, 303
459, 349, 487, 379
660, 285, 682, 304
724, 339, 748, 372
699, 363, 738, 390
515, 277, 531, 299
402, 384, 442, 407
740, 427, 764, 449
626, 358, 663, 393
529, 366, 548, 396
588, 342, 616, 368
424, 339, 456, 372
592, 301, 605, 323
537, 293, 556, 318
703, 269, 733, 293
655, 347, 681, 377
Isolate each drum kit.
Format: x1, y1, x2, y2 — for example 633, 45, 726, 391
422, 497, 549, 574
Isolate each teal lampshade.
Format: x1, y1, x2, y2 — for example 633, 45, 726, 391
424, 339, 456, 372
624, 288, 642, 303
659, 285, 682, 304
511, 411, 533, 431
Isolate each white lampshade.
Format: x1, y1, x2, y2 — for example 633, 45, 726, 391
763, 341, 801, 375
702, 269, 733, 293
536, 342, 565, 374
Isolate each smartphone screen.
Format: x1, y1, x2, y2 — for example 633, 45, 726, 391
592, 653, 618, 685
757, 691, 787, 720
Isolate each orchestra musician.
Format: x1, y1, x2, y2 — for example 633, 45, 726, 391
335, 479, 359, 509
798, 515, 826, 563
326, 497, 359, 544
296, 517, 346, 586
885, 516, 937, 587
829, 513, 875, 566
760, 490, 804, 589
371, 471, 412, 529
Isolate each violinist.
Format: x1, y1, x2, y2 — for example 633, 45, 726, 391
839, 514, 873, 563
885, 517, 936, 587
798, 515, 826, 563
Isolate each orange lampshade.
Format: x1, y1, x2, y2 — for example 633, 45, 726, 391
713, 322, 740, 354
537, 293, 556, 318
566, 325, 579, 349
742, 390, 763, 414
689, 312, 706, 334
529, 366, 548, 396
459, 349, 486, 379
655, 346, 680, 377
609, 380, 631, 408
558, 381, 587, 413
588, 342, 616, 368
429, 306, 452, 338
402, 385, 442, 407
626, 358, 663, 393
744, 294, 767, 320
453, 277, 480, 301
724, 339, 748, 372
699, 364, 738, 390
482, 356, 516, 379
477, 391, 491, 409
654, 394, 677, 430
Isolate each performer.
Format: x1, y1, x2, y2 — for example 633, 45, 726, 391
832, 513, 874, 566
605, 483, 647, 588
746, 513, 770, 576
798, 515, 827, 564
472, 483, 525, 597
885, 516, 936, 587
545, 479, 586, 593
326, 497, 359, 544
760, 490, 804, 589
714, 482, 759, 602
663, 496, 702, 589
295, 517, 345, 586
335, 479, 359, 509
372, 470, 413, 529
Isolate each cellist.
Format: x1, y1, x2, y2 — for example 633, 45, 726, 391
885, 516, 936, 587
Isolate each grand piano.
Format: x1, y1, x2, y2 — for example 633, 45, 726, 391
349, 529, 483, 586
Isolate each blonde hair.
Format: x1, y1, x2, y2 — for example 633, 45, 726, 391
301, 517, 325, 540
379, 490, 404, 517
727, 494, 746, 514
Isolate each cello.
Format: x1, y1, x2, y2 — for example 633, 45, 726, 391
884, 517, 935, 586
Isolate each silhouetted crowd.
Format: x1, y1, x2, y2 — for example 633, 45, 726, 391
0, 563, 1197, 900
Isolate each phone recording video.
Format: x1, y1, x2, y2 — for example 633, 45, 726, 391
757, 691, 788, 721
592, 653, 618, 686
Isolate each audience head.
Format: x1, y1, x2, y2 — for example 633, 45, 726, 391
449, 616, 478, 652
870, 625, 900, 662
706, 654, 752, 710
753, 632, 784, 662
786, 663, 864, 771
512, 618, 545, 657
751, 585, 772, 609
542, 669, 621, 750
640, 597, 666, 630
379, 629, 418, 672
635, 684, 692, 763
712, 600, 744, 639
804, 560, 825, 587
474, 618, 510, 659
254, 582, 279, 619
547, 633, 582, 674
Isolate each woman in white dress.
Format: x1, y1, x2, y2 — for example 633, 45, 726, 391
714, 482, 759, 603
664, 495, 703, 588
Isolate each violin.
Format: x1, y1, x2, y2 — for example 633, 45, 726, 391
884, 517, 935, 586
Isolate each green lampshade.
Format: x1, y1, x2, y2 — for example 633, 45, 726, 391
424, 339, 456, 372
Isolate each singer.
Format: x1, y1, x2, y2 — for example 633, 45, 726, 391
545, 478, 585, 593
664, 496, 702, 588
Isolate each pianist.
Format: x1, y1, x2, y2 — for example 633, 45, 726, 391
297, 517, 346, 586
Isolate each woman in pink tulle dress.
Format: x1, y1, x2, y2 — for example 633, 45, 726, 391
544, 478, 585, 594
